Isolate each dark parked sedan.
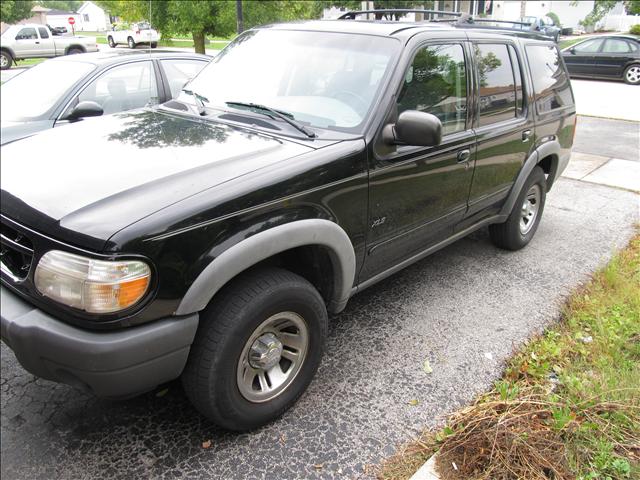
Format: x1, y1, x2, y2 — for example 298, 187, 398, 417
1, 50, 211, 145
561, 35, 640, 85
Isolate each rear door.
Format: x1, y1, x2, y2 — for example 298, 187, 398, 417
465, 41, 532, 222
37, 26, 55, 57
594, 38, 637, 78
563, 38, 604, 75
364, 41, 475, 279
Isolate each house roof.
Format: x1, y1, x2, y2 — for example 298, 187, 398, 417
46, 9, 77, 16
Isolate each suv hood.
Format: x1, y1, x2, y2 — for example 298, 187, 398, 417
1, 109, 312, 250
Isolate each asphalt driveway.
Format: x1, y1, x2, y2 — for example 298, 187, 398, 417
1, 176, 638, 480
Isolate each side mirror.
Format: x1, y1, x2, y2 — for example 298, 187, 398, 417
383, 110, 442, 147
569, 47, 576, 54
66, 101, 103, 121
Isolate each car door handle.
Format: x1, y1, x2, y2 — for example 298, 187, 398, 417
35, 41, 40, 44
457, 149, 471, 163
522, 130, 532, 142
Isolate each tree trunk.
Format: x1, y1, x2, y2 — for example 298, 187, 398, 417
193, 31, 205, 54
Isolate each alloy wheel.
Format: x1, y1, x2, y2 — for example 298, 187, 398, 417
626, 66, 640, 84
519, 184, 542, 235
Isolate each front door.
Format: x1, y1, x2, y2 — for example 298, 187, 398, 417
363, 42, 475, 280
563, 38, 604, 76
12, 27, 40, 57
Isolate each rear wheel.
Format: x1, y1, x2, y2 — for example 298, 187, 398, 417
127, 36, 136, 49
107, 36, 116, 48
0, 50, 13, 70
150, 42, 157, 48
489, 166, 547, 251
181, 267, 328, 431
66, 47, 83, 55
623, 64, 640, 85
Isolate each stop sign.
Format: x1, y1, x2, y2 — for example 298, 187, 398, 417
68, 17, 75, 25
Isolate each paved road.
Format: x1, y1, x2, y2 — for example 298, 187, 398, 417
571, 78, 640, 122
2, 177, 638, 480
573, 116, 639, 162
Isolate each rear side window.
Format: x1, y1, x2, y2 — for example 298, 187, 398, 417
475, 44, 517, 126
508, 45, 524, 116
397, 43, 468, 135
526, 45, 573, 114
38, 27, 49, 39
602, 39, 633, 53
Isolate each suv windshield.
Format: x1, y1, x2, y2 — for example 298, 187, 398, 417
1, 60, 95, 121
178, 29, 400, 132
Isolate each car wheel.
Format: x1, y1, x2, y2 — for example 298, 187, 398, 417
182, 267, 327, 431
0, 51, 13, 70
66, 48, 83, 55
107, 36, 116, 48
489, 166, 547, 251
623, 64, 640, 85
127, 37, 136, 49
150, 42, 157, 48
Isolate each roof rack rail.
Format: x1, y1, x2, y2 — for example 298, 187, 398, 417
456, 13, 533, 28
338, 9, 462, 20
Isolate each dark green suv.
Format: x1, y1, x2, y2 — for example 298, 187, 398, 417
1, 11, 576, 431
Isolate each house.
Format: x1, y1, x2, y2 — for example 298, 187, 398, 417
77, 1, 110, 32
45, 9, 80, 31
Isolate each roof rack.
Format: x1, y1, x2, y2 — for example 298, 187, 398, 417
338, 9, 462, 20
456, 13, 533, 28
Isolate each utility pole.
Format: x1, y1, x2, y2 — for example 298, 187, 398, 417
236, 0, 244, 34
520, 0, 527, 19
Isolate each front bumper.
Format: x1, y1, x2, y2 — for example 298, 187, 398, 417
1, 286, 198, 397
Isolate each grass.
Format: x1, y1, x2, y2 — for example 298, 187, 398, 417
14, 57, 47, 67
559, 37, 585, 49
75, 31, 230, 50
380, 234, 640, 480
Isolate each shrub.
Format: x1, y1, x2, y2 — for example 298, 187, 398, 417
629, 24, 640, 35
547, 11, 561, 27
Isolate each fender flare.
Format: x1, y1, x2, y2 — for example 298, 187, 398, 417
175, 219, 356, 316
65, 44, 87, 54
499, 140, 561, 218
1, 47, 15, 60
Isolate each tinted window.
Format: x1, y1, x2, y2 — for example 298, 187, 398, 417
602, 39, 632, 53
16, 28, 37, 40
573, 38, 604, 53
78, 61, 158, 115
160, 59, 208, 98
398, 43, 467, 135
475, 44, 517, 126
527, 45, 573, 114
38, 27, 49, 39
508, 45, 524, 116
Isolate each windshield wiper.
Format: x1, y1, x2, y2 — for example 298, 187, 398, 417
225, 101, 316, 138
182, 89, 209, 116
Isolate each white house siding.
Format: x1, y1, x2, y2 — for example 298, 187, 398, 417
78, 1, 109, 31
46, 13, 80, 30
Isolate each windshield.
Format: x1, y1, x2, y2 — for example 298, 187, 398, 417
178, 29, 400, 133
1, 60, 95, 121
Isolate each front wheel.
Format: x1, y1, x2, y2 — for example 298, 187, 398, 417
623, 64, 640, 85
150, 42, 157, 48
0, 51, 13, 70
127, 36, 136, 49
182, 267, 328, 431
489, 166, 547, 251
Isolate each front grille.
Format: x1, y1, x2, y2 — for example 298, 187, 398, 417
0, 222, 34, 281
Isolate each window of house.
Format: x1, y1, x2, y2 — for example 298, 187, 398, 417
83, 14, 90, 22
397, 43, 467, 136
476, 44, 517, 126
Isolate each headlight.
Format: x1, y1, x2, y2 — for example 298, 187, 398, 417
35, 250, 151, 314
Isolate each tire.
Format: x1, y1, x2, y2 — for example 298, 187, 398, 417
150, 42, 157, 48
107, 36, 116, 48
0, 50, 13, 70
489, 166, 547, 251
127, 37, 136, 49
623, 64, 640, 85
182, 267, 328, 431
66, 47, 83, 55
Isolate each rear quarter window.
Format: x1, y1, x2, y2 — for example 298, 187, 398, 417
526, 44, 573, 114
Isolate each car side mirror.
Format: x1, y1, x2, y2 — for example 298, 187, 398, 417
569, 47, 576, 54
66, 101, 104, 121
382, 110, 442, 147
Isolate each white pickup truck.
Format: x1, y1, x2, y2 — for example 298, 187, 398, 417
107, 22, 161, 49
0, 24, 98, 70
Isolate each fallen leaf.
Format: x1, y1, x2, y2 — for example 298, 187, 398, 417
313, 463, 323, 470
202, 440, 212, 449
155, 388, 169, 398
484, 352, 493, 360
408, 399, 419, 406
423, 358, 433, 374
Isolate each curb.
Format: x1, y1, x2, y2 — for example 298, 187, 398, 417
409, 454, 440, 480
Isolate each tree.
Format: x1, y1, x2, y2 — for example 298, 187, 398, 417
1, 0, 34, 24
579, 0, 617, 27
36, 1, 83, 11
169, 1, 235, 54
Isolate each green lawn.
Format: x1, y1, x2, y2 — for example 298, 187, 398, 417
559, 37, 586, 49
380, 234, 640, 480
15, 57, 47, 67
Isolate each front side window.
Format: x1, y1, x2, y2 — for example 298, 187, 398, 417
573, 38, 604, 53
178, 30, 400, 132
475, 44, 517, 126
397, 43, 467, 135
602, 38, 632, 53
16, 28, 37, 40
526, 45, 573, 114
38, 27, 49, 39
77, 61, 158, 115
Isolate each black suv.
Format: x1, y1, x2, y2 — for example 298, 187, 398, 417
1, 11, 576, 431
